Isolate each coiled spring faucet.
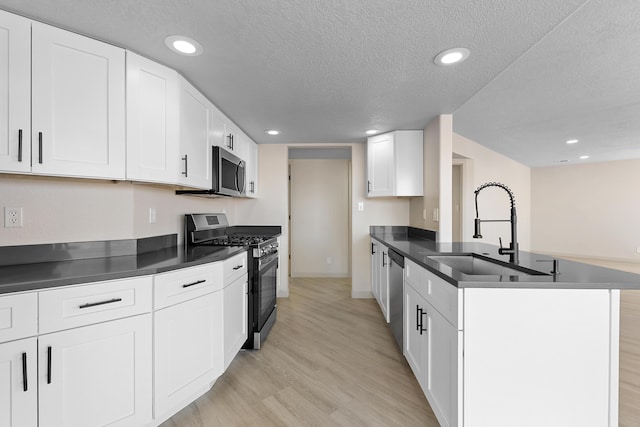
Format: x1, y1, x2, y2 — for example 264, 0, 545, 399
473, 182, 519, 264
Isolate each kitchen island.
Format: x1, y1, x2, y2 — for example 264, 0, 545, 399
371, 226, 640, 427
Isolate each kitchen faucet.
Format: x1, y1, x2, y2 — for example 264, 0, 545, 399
473, 182, 519, 264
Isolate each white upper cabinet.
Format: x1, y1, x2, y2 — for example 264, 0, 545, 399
0, 10, 30, 174
126, 51, 179, 184
210, 105, 228, 149
366, 130, 423, 197
178, 76, 212, 189
31, 22, 125, 180
246, 139, 259, 198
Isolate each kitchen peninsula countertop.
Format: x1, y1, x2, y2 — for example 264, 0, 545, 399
371, 226, 640, 289
0, 235, 248, 295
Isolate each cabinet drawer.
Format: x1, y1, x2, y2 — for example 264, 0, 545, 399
223, 252, 248, 284
39, 276, 152, 334
0, 292, 38, 343
154, 263, 223, 310
406, 259, 462, 329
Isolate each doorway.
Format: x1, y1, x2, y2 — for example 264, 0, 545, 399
288, 147, 352, 278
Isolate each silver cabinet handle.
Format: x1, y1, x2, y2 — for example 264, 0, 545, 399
79, 298, 122, 309
182, 279, 206, 288
181, 155, 188, 177
38, 132, 43, 164
18, 129, 23, 162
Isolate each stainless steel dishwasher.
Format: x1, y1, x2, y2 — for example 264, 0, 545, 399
388, 248, 404, 350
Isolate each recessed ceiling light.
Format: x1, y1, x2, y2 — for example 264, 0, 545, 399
365, 129, 379, 135
165, 35, 203, 56
265, 130, 280, 136
566, 139, 579, 144
434, 48, 470, 66
579, 155, 590, 160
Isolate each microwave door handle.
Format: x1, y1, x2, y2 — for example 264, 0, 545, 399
236, 161, 246, 193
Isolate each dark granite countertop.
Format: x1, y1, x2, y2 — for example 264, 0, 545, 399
371, 226, 640, 290
0, 244, 248, 295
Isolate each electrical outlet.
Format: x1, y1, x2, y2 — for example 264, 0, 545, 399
432, 208, 439, 222
5, 207, 23, 228
149, 208, 157, 224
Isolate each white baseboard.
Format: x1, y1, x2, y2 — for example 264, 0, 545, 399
352, 290, 374, 299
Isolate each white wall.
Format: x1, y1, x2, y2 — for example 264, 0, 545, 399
410, 115, 453, 241
0, 173, 238, 246
531, 159, 640, 261
290, 159, 350, 277
452, 132, 532, 250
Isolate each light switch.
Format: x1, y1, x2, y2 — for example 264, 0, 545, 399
149, 208, 157, 224
358, 202, 364, 211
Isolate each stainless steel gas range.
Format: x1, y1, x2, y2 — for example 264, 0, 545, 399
184, 213, 281, 349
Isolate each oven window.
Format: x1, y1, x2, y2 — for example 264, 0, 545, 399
257, 258, 278, 329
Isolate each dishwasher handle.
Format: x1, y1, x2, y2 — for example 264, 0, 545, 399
388, 249, 404, 268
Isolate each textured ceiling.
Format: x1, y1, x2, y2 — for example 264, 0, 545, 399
1, 0, 636, 167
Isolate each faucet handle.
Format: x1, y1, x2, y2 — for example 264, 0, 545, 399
498, 237, 503, 249
536, 259, 560, 275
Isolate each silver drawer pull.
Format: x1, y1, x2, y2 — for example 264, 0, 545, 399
79, 298, 122, 309
233, 265, 243, 270
183, 279, 206, 288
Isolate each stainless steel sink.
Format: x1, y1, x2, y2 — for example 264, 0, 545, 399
427, 254, 550, 277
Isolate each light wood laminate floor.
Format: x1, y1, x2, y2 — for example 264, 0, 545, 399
162, 277, 439, 426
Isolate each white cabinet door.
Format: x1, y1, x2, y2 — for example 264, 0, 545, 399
366, 130, 423, 197
0, 10, 30, 174
223, 275, 248, 369
378, 244, 390, 322
367, 132, 394, 197
370, 240, 379, 300
126, 51, 179, 184
38, 314, 152, 427
0, 337, 37, 427
31, 22, 125, 180
178, 76, 212, 189
245, 139, 259, 198
404, 282, 427, 384
210, 106, 227, 149
425, 302, 461, 427
154, 292, 223, 421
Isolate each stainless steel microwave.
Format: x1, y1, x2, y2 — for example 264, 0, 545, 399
175, 146, 246, 197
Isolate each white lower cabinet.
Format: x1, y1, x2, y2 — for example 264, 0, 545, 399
403, 282, 426, 380
38, 314, 152, 427
153, 291, 223, 423
370, 240, 380, 301
424, 302, 462, 427
371, 241, 390, 322
0, 254, 251, 427
404, 258, 620, 427
0, 337, 38, 427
